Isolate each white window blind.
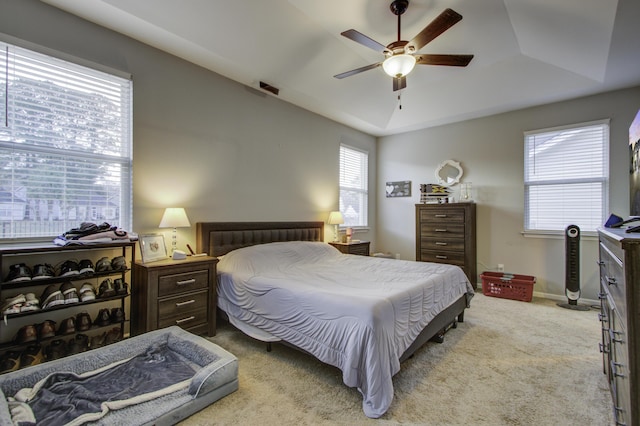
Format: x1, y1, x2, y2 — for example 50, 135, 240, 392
0, 41, 133, 239
339, 144, 368, 227
524, 120, 609, 233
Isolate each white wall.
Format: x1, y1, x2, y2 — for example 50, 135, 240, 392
0, 0, 377, 252
377, 86, 640, 300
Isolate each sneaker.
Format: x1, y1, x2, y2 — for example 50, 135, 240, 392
60, 282, 79, 304
111, 256, 127, 271
114, 279, 128, 295
45, 340, 67, 361
95, 257, 113, 273
2, 294, 26, 315
79, 283, 96, 302
32, 263, 55, 280
78, 259, 95, 275
20, 293, 40, 312
40, 285, 65, 309
58, 260, 80, 277
94, 308, 111, 327
4, 264, 32, 283
75, 311, 92, 332
98, 278, 116, 298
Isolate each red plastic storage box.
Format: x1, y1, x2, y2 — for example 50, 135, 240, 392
480, 271, 536, 302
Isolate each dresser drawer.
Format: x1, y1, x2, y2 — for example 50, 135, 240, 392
420, 250, 465, 266
158, 289, 209, 328
419, 223, 465, 238
419, 237, 465, 252
599, 242, 626, 321
158, 269, 209, 297
419, 208, 465, 223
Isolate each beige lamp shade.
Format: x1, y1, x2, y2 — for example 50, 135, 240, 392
327, 211, 344, 225
159, 208, 191, 228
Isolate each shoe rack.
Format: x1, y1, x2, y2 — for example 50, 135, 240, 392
0, 241, 134, 374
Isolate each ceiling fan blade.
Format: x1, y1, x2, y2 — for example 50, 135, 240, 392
334, 62, 382, 79
416, 54, 474, 67
408, 8, 463, 51
341, 29, 389, 54
393, 76, 406, 92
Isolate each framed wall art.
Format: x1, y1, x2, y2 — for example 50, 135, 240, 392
139, 234, 167, 263
386, 180, 411, 197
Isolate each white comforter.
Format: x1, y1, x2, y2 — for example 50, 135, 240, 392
217, 241, 474, 418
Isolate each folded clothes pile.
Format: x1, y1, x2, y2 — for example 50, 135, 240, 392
54, 222, 138, 246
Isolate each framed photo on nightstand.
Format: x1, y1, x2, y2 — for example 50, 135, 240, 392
139, 234, 167, 263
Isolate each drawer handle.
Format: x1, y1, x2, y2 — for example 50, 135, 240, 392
598, 292, 606, 300
598, 313, 607, 322
435, 242, 448, 246
599, 342, 609, 354
176, 278, 196, 286
434, 229, 448, 232
435, 255, 448, 259
434, 214, 447, 218
606, 276, 617, 286
596, 260, 605, 266
175, 316, 196, 325
175, 299, 196, 307
611, 361, 626, 378
609, 329, 624, 344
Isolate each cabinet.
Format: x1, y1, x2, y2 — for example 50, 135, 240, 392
415, 203, 477, 286
0, 242, 134, 373
132, 256, 217, 337
328, 241, 370, 256
598, 228, 640, 426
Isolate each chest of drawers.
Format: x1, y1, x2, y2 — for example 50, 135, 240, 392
598, 228, 640, 426
415, 203, 477, 286
132, 256, 217, 337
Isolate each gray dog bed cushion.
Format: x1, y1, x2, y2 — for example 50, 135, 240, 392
0, 326, 238, 426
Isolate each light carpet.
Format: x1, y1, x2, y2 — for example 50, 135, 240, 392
180, 293, 613, 425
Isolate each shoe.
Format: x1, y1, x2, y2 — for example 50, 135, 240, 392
57, 317, 76, 335
78, 259, 95, 275
60, 282, 79, 304
40, 285, 65, 309
0, 350, 21, 373
110, 307, 125, 323
15, 325, 37, 344
94, 308, 111, 327
45, 340, 67, 361
20, 293, 40, 312
4, 264, 32, 282
114, 279, 128, 295
111, 256, 127, 271
105, 327, 122, 345
2, 294, 26, 315
79, 283, 96, 302
20, 344, 44, 367
37, 320, 57, 339
76, 311, 92, 332
32, 263, 55, 280
95, 257, 113, 273
58, 260, 80, 277
90, 332, 106, 349
67, 334, 88, 355
98, 279, 116, 298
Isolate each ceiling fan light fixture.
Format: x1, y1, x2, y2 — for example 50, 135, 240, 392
382, 54, 416, 78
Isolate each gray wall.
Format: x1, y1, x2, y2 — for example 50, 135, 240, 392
0, 0, 377, 252
377, 86, 640, 300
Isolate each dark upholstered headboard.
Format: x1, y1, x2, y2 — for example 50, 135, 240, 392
196, 222, 324, 257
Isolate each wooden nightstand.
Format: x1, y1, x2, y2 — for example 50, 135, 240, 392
132, 256, 218, 337
328, 241, 370, 256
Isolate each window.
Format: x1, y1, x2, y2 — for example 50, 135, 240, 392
339, 144, 368, 228
524, 120, 609, 234
0, 40, 132, 239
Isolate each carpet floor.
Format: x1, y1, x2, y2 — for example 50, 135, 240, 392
180, 292, 614, 425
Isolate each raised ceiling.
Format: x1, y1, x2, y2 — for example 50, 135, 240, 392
41, 0, 640, 136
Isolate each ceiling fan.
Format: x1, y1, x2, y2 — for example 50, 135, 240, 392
334, 0, 474, 91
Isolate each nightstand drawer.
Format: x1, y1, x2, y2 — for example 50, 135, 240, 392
158, 289, 209, 328
158, 269, 209, 297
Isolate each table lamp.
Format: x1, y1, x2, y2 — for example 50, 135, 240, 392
159, 207, 191, 253
327, 211, 344, 242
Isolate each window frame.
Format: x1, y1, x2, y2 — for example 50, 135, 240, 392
339, 143, 369, 229
523, 119, 609, 237
0, 35, 133, 241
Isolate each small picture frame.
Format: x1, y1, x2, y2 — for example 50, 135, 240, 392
139, 234, 167, 263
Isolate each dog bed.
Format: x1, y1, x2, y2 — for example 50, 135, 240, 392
0, 326, 238, 425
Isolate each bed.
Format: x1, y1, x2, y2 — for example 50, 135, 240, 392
196, 221, 474, 418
